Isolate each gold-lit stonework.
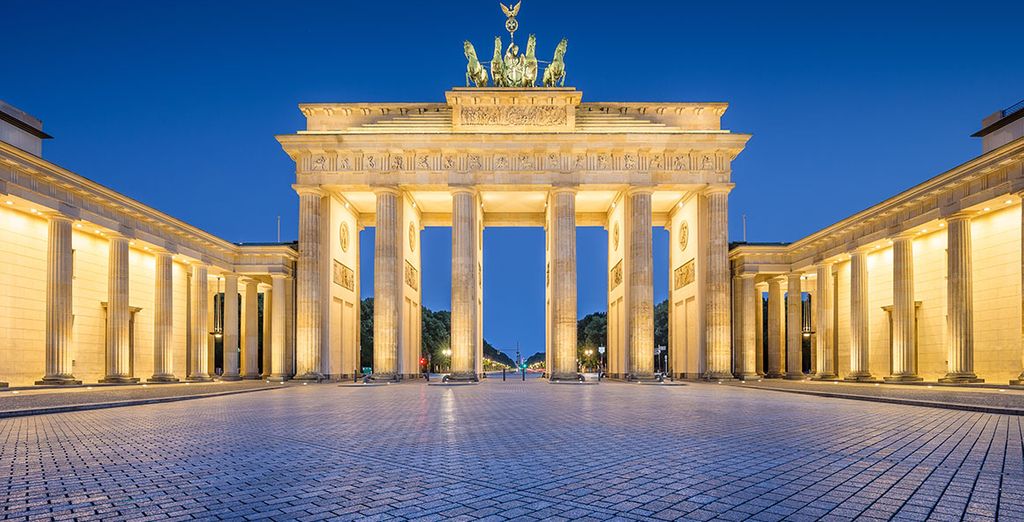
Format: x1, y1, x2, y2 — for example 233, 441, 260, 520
333, 260, 355, 291
678, 221, 689, 251
339, 222, 350, 253
404, 261, 418, 291
674, 260, 695, 290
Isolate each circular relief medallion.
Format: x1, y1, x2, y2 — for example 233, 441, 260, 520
678, 221, 690, 252
408, 222, 417, 252
612, 222, 620, 251
339, 222, 350, 253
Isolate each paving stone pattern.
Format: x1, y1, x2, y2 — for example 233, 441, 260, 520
734, 379, 1024, 412
0, 382, 273, 413
1, 377, 1022, 521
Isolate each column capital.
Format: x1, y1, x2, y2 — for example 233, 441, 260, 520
625, 186, 655, 197
703, 183, 734, 196
293, 185, 326, 197
449, 185, 478, 196
372, 185, 401, 196
737, 273, 757, 280
945, 210, 977, 223
549, 185, 578, 195
149, 246, 174, 256
270, 273, 291, 281
43, 211, 75, 223
891, 230, 918, 242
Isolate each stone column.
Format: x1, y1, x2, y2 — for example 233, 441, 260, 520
101, 234, 137, 383
887, 234, 922, 382
37, 213, 80, 385
373, 187, 401, 380
241, 279, 260, 378
814, 262, 837, 379
450, 188, 479, 381
846, 249, 874, 381
766, 276, 784, 378
627, 188, 655, 380
705, 186, 733, 379
187, 264, 212, 381
942, 212, 983, 383
269, 275, 290, 381
754, 282, 766, 375
261, 283, 272, 378
738, 274, 759, 380
294, 186, 324, 381
549, 188, 578, 381
149, 250, 178, 382
785, 273, 804, 379
221, 273, 241, 380
1016, 199, 1024, 386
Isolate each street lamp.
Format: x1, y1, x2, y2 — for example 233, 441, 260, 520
583, 349, 594, 372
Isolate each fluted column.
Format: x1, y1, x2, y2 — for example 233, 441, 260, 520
754, 282, 766, 376
737, 274, 759, 380
188, 263, 212, 381
1016, 198, 1024, 386
269, 275, 290, 381
38, 213, 80, 385
785, 273, 804, 379
149, 250, 178, 382
373, 187, 401, 380
221, 273, 241, 380
627, 189, 654, 380
242, 279, 260, 378
887, 235, 922, 382
261, 283, 272, 378
549, 188, 578, 381
101, 234, 137, 383
814, 262, 837, 379
705, 186, 733, 379
766, 276, 784, 378
846, 248, 874, 381
450, 188, 479, 381
942, 212, 983, 383
294, 186, 324, 381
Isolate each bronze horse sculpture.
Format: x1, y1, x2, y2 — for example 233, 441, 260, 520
463, 41, 489, 87
543, 38, 568, 87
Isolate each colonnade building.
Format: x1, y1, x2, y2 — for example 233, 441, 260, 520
3, 91, 1024, 387
730, 100, 1024, 385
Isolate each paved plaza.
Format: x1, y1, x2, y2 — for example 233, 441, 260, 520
1, 378, 1022, 521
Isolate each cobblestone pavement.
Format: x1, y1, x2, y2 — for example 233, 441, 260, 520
1, 378, 1022, 521
0, 381, 277, 413
733, 379, 1024, 413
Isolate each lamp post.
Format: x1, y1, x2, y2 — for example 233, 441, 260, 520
597, 346, 605, 380
583, 349, 594, 372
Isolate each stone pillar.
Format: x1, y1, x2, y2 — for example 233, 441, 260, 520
766, 276, 784, 378
38, 213, 80, 385
785, 273, 804, 379
450, 188, 480, 381
814, 262, 837, 379
942, 212, 983, 383
627, 189, 654, 380
754, 282, 766, 376
149, 250, 178, 382
887, 234, 923, 382
241, 279, 260, 379
261, 283, 272, 378
101, 234, 137, 383
188, 263, 212, 381
221, 273, 241, 380
549, 188, 578, 381
294, 186, 324, 381
373, 187, 401, 380
846, 249, 874, 381
269, 275, 290, 381
1016, 199, 1024, 386
705, 186, 733, 379
737, 274, 759, 380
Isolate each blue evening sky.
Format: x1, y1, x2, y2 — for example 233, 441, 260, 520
6, 1, 1023, 359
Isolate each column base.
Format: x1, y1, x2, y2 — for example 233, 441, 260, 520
813, 373, 839, 381
884, 375, 923, 383
627, 373, 659, 382
0, 382, 7, 388
736, 373, 760, 381
35, 376, 82, 386
784, 372, 806, 380
293, 372, 325, 382
241, 374, 260, 380
443, 373, 479, 383
186, 374, 214, 382
764, 371, 785, 379
267, 374, 291, 383
844, 373, 878, 382
703, 374, 736, 382
219, 375, 243, 381
939, 373, 984, 384
147, 375, 180, 383
98, 376, 140, 384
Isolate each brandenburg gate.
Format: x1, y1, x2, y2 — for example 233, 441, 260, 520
275, 14, 750, 382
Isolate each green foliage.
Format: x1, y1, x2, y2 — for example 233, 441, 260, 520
654, 299, 668, 350
525, 352, 545, 366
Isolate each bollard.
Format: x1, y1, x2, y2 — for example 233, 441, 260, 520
502, 368, 506, 381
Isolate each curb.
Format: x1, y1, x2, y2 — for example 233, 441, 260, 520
0, 386, 282, 419
735, 385, 1024, 416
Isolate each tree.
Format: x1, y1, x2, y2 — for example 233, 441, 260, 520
654, 299, 668, 350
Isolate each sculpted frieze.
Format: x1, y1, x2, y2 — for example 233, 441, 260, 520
458, 105, 567, 127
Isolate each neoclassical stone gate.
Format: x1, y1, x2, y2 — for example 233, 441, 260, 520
277, 87, 749, 381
